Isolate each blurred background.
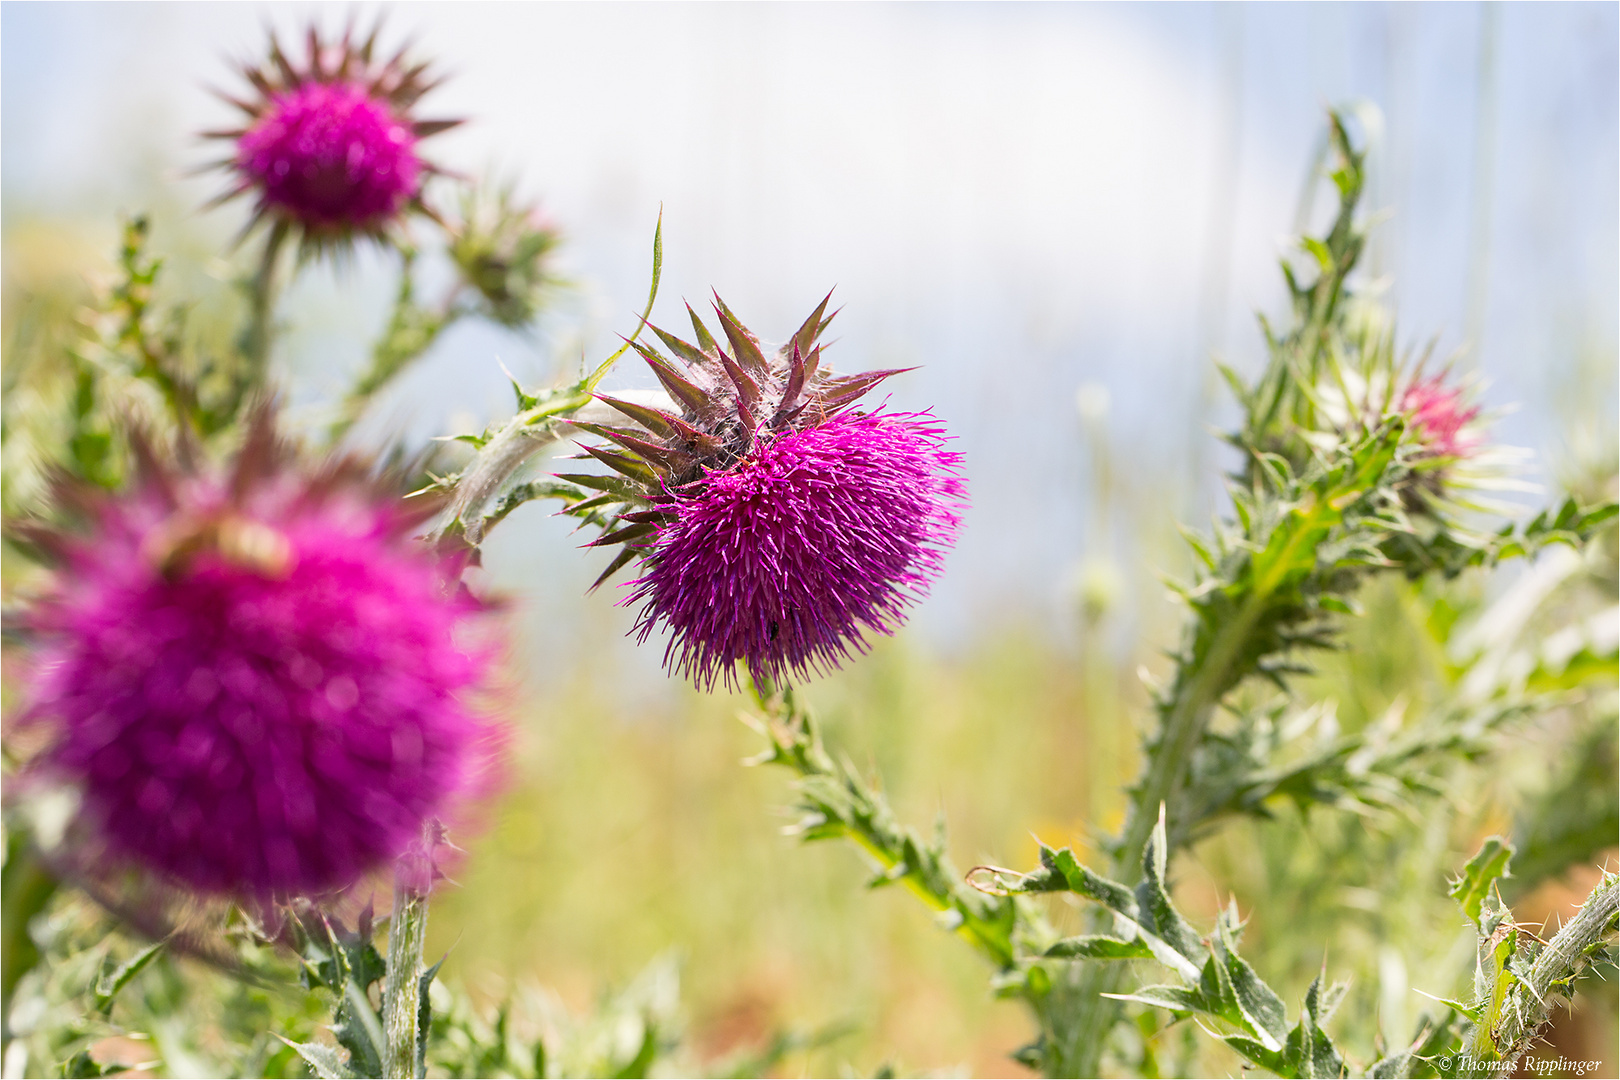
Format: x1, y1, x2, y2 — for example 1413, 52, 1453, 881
4, 3, 1616, 1076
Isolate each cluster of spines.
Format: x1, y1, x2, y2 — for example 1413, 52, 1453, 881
558, 294, 911, 585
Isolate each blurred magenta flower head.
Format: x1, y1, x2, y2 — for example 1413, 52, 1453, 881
206, 26, 459, 251
568, 295, 965, 691
16, 414, 499, 900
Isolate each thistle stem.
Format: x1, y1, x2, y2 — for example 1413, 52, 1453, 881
382, 882, 428, 1080
747, 678, 1024, 970
329, 250, 464, 444
1464, 875, 1618, 1076
237, 220, 288, 406
1056, 542, 1285, 1077
422, 212, 661, 551
1114, 596, 1265, 883
424, 394, 588, 545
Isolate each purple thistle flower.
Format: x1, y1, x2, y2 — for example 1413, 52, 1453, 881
16, 417, 499, 900
564, 294, 966, 691
204, 25, 459, 252
235, 81, 421, 232
628, 411, 963, 690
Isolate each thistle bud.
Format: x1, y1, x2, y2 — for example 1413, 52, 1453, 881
446, 187, 560, 328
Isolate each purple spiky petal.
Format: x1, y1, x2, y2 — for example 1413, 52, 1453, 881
1401, 373, 1481, 459
626, 411, 965, 690
237, 81, 421, 231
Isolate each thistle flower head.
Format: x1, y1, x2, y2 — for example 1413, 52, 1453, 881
15, 415, 498, 900
565, 295, 965, 690
1310, 359, 1528, 512
206, 25, 459, 252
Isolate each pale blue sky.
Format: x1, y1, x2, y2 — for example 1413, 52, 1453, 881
4, 2, 1615, 688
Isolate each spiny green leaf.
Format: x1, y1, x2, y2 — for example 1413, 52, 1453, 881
1214, 920, 1288, 1047
1216, 360, 1252, 410
1103, 985, 1206, 1015
1136, 808, 1210, 972
1020, 839, 1204, 981
332, 980, 385, 1079
552, 473, 643, 500
277, 1038, 355, 1080
59, 1050, 117, 1079
865, 862, 909, 889
1217, 1033, 1288, 1077
1415, 989, 1483, 1022
1300, 235, 1334, 273
1450, 836, 1515, 927
1368, 1051, 1414, 1079
417, 955, 446, 1080
1180, 525, 1218, 571
1283, 974, 1348, 1078
1049, 847, 1138, 917
611, 1022, 659, 1079
1043, 935, 1154, 961
481, 479, 595, 533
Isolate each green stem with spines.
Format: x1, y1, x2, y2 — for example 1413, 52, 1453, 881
1462, 875, 1618, 1077
746, 679, 1026, 971
330, 248, 465, 444
424, 212, 663, 548
236, 220, 288, 407
382, 884, 429, 1080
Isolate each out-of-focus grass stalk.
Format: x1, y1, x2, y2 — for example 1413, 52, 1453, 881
235, 220, 288, 403
1462, 2, 1498, 354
